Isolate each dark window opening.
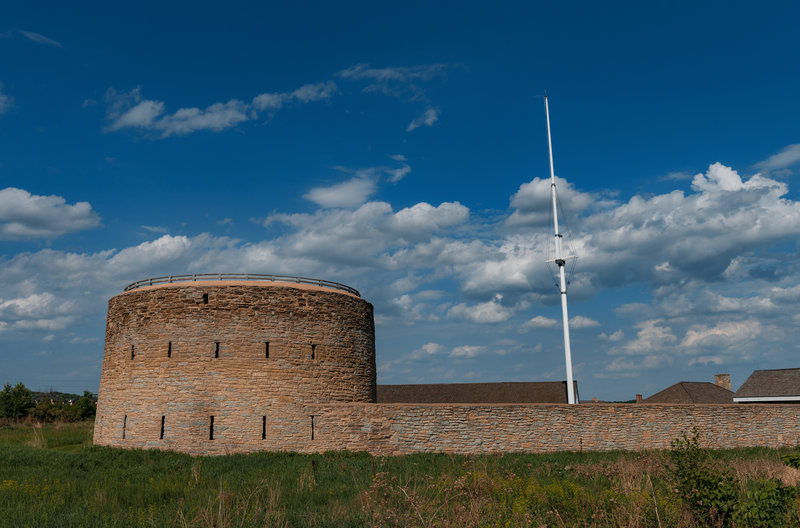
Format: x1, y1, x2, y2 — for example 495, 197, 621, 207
209, 416, 215, 440
311, 344, 317, 360
310, 415, 315, 440
168, 341, 172, 358
215, 342, 220, 358
131, 344, 135, 360
202, 293, 209, 304
160, 415, 165, 440
262, 416, 266, 440
265, 342, 270, 359
122, 415, 127, 439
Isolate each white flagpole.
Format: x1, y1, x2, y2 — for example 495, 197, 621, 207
544, 95, 576, 405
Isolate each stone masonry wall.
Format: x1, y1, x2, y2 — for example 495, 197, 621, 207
93, 281, 376, 450
302, 403, 800, 455
94, 280, 800, 456
98, 400, 800, 456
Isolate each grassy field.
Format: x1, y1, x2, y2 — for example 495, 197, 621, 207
2, 421, 800, 527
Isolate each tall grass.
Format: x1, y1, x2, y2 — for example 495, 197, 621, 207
2, 422, 800, 527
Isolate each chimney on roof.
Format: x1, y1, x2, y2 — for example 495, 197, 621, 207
715, 374, 731, 391
635, 394, 642, 403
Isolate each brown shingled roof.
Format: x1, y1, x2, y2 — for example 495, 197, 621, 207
376, 381, 579, 404
642, 382, 733, 404
734, 368, 800, 400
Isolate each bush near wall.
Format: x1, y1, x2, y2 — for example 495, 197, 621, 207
669, 429, 798, 528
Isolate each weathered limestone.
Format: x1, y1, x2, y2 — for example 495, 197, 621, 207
95, 279, 800, 456
93, 281, 376, 451
296, 402, 800, 456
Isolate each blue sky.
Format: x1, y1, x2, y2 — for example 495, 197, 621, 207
1, 1, 799, 400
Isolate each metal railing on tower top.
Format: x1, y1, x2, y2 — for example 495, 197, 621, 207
123, 273, 361, 297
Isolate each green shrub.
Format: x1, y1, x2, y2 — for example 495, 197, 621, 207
30, 391, 96, 423
782, 452, 800, 469
733, 478, 796, 528
0, 383, 34, 420
669, 429, 737, 527
68, 392, 97, 421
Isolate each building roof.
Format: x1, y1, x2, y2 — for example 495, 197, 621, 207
376, 381, 579, 404
642, 382, 733, 404
734, 368, 800, 402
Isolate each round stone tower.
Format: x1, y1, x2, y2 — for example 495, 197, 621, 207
93, 274, 376, 454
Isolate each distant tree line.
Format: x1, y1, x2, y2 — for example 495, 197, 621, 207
0, 382, 96, 422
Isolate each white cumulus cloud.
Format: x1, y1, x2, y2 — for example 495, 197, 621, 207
681, 320, 762, 348
5, 158, 800, 392
507, 176, 597, 227
599, 330, 624, 342
106, 81, 338, 138
409, 342, 445, 359
19, 30, 62, 47
386, 161, 411, 183
570, 315, 600, 329
449, 345, 487, 358
154, 100, 250, 137
0, 83, 13, 115
0, 187, 101, 240
303, 177, 376, 208
447, 294, 514, 323
522, 315, 559, 329
612, 319, 677, 356
252, 81, 338, 111
337, 63, 448, 100
755, 143, 800, 173
407, 106, 440, 132
389, 202, 468, 240
107, 99, 165, 131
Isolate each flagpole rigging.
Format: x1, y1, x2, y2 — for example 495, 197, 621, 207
544, 95, 577, 405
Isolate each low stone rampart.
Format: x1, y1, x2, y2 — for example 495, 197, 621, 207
95, 402, 800, 455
